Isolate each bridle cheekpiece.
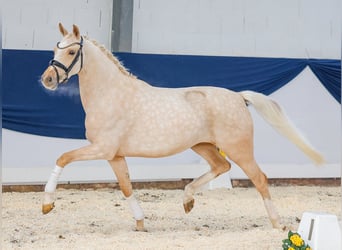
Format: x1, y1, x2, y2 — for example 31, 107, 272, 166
49, 36, 84, 84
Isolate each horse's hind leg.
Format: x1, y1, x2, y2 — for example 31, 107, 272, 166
225, 144, 285, 230
108, 157, 146, 232
184, 143, 231, 213
241, 160, 284, 229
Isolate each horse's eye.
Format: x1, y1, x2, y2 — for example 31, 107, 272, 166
69, 50, 76, 55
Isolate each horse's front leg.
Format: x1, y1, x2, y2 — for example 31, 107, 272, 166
42, 144, 114, 214
108, 157, 146, 232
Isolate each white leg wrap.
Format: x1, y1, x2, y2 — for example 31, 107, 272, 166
44, 165, 63, 193
126, 195, 144, 221
43, 165, 63, 205
43, 192, 55, 205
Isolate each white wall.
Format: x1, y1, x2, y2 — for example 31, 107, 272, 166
132, 0, 341, 59
2, 0, 113, 50
4, 0, 340, 58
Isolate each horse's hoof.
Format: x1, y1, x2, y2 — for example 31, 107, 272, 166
135, 219, 147, 232
183, 199, 195, 214
42, 203, 55, 214
279, 224, 294, 231
272, 222, 289, 231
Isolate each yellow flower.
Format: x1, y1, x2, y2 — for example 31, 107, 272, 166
306, 248, 312, 250
288, 247, 295, 250
290, 234, 304, 246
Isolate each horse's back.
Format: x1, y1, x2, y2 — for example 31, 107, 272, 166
118, 85, 253, 157
183, 86, 251, 124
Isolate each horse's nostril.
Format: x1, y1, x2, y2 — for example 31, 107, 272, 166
47, 76, 52, 82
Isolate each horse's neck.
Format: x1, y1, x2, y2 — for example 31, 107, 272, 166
77, 40, 137, 112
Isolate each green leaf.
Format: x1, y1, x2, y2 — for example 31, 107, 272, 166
288, 231, 294, 238
283, 239, 291, 245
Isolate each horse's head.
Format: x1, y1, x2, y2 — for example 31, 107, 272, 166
41, 23, 84, 90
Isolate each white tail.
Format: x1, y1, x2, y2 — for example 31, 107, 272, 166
240, 91, 324, 165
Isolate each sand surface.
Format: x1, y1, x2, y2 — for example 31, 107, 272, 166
2, 186, 340, 250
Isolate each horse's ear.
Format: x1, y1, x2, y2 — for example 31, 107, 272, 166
72, 24, 80, 39
58, 23, 68, 37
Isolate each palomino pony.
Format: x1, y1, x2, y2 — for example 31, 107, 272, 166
41, 23, 324, 231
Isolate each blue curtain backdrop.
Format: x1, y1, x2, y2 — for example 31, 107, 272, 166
2, 50, 341, 139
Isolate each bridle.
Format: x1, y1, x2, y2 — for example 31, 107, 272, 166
49, 36, 84, 84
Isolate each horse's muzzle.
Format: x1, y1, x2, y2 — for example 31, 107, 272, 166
41, 66, 59, 90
